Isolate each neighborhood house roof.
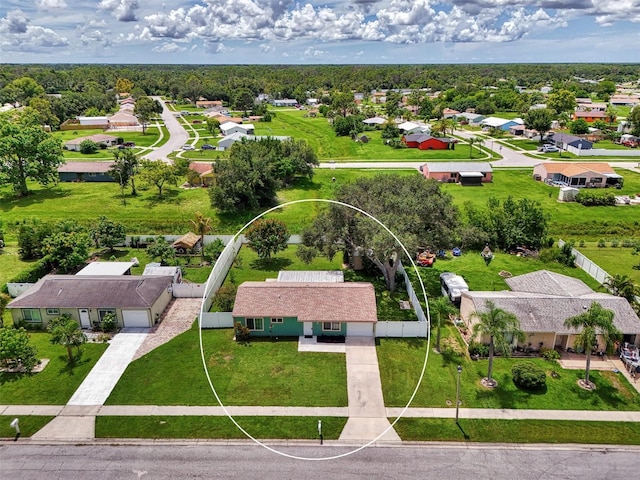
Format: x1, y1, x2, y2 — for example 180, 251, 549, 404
463, 270, 640, 334
58, 162, 114, 173
481, 117, 513, 127
188, 162, 214, 176
172, 232, 200, 249
535, 162, 615, 177
8, 275, 173, 309
423, 162, 492, 173
363, 117, 386, 125
277, 271, 344, 283
232, 282, 377, 323
76, 262, 135, 276
404, 134, 453, 144
549, 133, 593, 149
65, 134, 118, 146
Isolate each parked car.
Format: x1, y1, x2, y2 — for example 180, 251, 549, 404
182, 144, 195, 150
538, 144, 559, 153
201, 144, 215, 150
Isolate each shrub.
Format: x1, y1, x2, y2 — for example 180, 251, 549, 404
597, 238, 606, 248
611, 239, 619, 248
575, 190, 616, 207
541, 348, 560, 362
234, 321, 250, 342
99, 312, 117, 332
468, 341, 489, 357
557, 241, 576, 267
512, 361, 547, 390
212, 285, 237, 312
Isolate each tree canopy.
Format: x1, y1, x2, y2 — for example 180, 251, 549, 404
302, 174, 458, 291
90, 216, 126, 252
246, 219, 290, 259
0, 113, 64, 196
48, 314, 87, 362
523, 108, 555, 140
0, 327, 38, 373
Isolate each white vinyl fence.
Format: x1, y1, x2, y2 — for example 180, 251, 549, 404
201, 312, 234, 328
397, 262, 429, 324
376, 321, 428, 338
7, 283, 34, 298
172, 283, 206, 298
202, 235, 243, 312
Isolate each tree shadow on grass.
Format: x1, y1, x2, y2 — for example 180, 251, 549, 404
143, 189, 182, 208
57, 351, 91, 376
250, 257, 292, 271
0, 187, 72, 211
473, 372, 547, 409
287, 177, 322, 192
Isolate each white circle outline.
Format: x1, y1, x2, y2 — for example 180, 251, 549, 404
198, 199, 431, 460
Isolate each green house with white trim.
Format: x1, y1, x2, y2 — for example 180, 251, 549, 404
232, 280, 377, 338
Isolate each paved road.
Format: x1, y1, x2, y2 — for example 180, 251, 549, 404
2, 443, 639, 480
142, 97, 188, 161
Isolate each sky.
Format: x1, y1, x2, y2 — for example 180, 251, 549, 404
0, 1, 639, 64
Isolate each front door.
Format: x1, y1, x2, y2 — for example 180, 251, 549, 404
79, 309, 91, 328
303, 322, 313, 337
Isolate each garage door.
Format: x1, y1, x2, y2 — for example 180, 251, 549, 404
347, 322, 374, 337
122, 310, 150, 328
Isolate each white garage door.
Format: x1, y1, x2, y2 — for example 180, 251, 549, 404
122, 310, 150, 328
347, 322, 374, 337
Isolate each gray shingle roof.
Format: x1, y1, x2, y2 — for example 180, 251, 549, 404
423, 162, 492, 173
8, 275, 173, 309
505, 270, 593, 297
232, 282, 377, 323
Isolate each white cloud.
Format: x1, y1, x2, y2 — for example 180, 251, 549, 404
0, 9, 69, 52
36, 0, 68, 10
99, 0, 139, 22
303, 46, 326, 57
152, 42, 187, 53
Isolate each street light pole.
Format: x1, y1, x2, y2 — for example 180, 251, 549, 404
455, 365, 463, 424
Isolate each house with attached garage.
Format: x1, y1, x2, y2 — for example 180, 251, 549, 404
219, 121, 255, 136
460, 270, 640, 351
7, 275, 174, 329
402, 134, 455, 150
64, 134, 119, 151
232, 271, 378, 338
480, 116, 522, 131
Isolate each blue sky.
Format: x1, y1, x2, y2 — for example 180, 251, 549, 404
0, 1, 639, 64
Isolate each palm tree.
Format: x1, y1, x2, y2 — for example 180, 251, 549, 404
602, 274, 638, 304
48, 314, 87, 362
471, 300, 524, 387
563, 301, 620, 388
468, 137, 476, 159
430, 296, 456, 352
190, 212, 213, 265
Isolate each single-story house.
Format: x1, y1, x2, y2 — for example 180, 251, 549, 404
77, 116, 109, 127
532, 162, 623, 188
272, 99, 298, 107
64, 134, 119, 151
610, 95, 640, 107
509, 124, 526, 136
397, 121, 426, 134
76, 262, 135, 276
460, 270, 640, 350
108, 110, 140, 127
455, 112, 485, 125
188, 162, 215, 186
576, 102, 607, 112
219, 121, 255, 136
363, 116, 387, 126
480, 117, 521, 131
403, 134, 455, 150
7, 275, 174, 329
196, 100, 223, 109
58, 161, 115, 182
217, 133, 290, 151
420, 162, 493, 185
232, 280, 377, 338
573, 110, 607, 122
172, 232, 201, 254
547, 132, 593, 151
442, 108, 460, 119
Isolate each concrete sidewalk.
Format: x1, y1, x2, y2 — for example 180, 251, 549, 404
339, 337, 401, 443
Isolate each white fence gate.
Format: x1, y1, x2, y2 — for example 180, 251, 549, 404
200, 312, 234, 329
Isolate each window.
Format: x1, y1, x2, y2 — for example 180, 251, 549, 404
323, 322, 341, 331
22, 309, 42, 323
98, 309, 116, 321
87, 172, 96, 177
270, 318, 283, 324
570, 177, 586, 186
246, 318, 264, 331
46, 308, 60, 315
591, 177, 603, 183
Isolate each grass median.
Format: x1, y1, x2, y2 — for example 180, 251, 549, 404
96, 416, 347, 440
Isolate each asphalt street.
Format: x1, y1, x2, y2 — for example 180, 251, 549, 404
2, 443, 639, 480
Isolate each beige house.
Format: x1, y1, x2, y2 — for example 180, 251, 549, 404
7, 275, 173, 329
533, 162, 623, 188
460, 271, 640, 351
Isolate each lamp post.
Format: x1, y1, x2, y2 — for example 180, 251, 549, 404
455, 365, 463, 424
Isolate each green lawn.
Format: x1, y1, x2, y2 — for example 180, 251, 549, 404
377, 335, 640, 411
0, 244, 33, 287
106, 325, 348, 407
392, 418, 640, 445
0, 333, 108, 405
0, 416, 54, 438
441, 168, 640, 240
573, 243, 640, 284
96, 416, 347, 440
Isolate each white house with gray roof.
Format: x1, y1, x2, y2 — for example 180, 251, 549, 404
460, 270, 640, 351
